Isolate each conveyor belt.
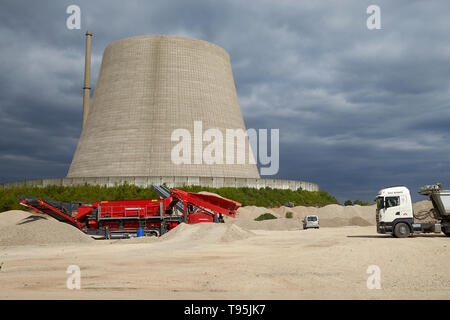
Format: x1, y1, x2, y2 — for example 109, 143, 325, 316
18, 196, 82, 228
151, 185, 188, 214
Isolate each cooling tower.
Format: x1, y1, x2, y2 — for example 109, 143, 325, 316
67, 35, 260, 179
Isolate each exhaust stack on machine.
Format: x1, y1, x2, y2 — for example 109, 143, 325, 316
82, 31, 92, 128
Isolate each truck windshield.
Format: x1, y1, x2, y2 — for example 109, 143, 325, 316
385, 196, 399, 208
307, 216, 317, 221
376, 197, 384, 210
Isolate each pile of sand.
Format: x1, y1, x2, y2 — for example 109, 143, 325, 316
159, 222, 255, 243
197, 191, 224, 198
194, 192, 375, 229
412, 200, 438, 223
0, 210, 33, 228
413, 200, 433, 213
0, 198, 427, 245
195, 191, 377, 229
0, 210, 93, 246
227, 206, 301, 231
314, 204, 376, 227
229, 204, 377, 230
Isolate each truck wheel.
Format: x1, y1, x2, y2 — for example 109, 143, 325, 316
443, 230, 450, 237
393, 223, 410, 238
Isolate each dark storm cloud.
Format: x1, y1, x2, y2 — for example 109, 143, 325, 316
0, 0, 449, 202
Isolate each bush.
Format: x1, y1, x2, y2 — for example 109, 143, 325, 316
353, 200, 373, 206
343, 199, 373, 206
254, 213, 277, 221
0, 183, 160, 211
285, 212, 293, 219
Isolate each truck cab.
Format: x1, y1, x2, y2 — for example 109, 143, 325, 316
376, 186, 414, 237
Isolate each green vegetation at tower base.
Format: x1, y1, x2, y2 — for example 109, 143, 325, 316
0, 184, 339, 212
180, 186, 339, 207
344, 199, 373, 206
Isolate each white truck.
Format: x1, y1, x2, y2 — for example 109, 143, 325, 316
376, 183, 450, 238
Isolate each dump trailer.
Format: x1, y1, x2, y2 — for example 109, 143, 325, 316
18, 185, 241, 239
375, 183, 450, 238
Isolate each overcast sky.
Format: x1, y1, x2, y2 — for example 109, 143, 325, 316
0, 0, 449, 202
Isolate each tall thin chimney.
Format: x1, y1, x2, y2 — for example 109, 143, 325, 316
82, 31, 92, 128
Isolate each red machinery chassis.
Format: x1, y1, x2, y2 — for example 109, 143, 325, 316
17, 185, 241, 239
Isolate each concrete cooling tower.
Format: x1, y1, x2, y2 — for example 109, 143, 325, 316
0, 34, 318, 191
67, 35, 260, 179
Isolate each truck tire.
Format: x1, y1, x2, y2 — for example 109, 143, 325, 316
443, 230, 450, 237
393, 222, 410, 238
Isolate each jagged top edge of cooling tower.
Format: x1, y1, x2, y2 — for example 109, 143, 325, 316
104, 34, 231, 61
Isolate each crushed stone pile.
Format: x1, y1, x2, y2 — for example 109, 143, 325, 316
314, 204, 376, 227
189, 192, 376, 229
412, 200, 438, 223
228, 204, 377, 230
0, 210, 33, 228
159, 222, 255, 243
197, 191, 224, 198
0, 210, 93, 246
413, 200, 433, 212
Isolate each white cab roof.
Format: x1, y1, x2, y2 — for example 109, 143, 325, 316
377, 186, 410, 197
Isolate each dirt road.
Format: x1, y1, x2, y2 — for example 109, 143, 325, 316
1, 225, 449, 299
